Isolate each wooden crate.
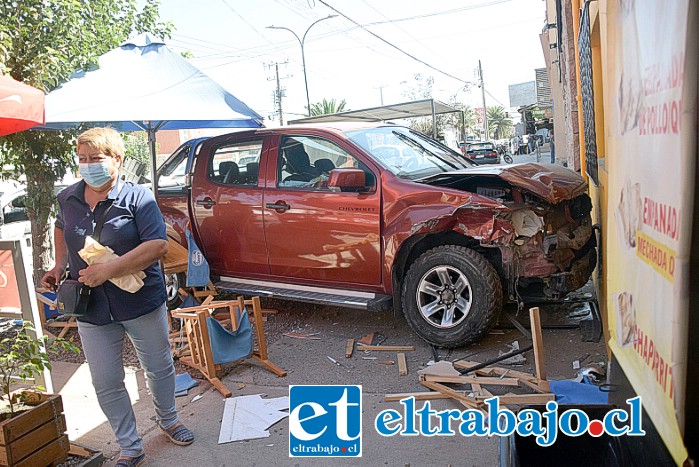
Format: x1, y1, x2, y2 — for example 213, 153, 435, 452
0, 394, 69, 467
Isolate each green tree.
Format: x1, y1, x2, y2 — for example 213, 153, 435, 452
0, 0, 172, 281
123, 132, 154, 166
446, 94, 477, 141
486, 106, 514, 139
401, 74, 472, 141
309, 98, 347, 116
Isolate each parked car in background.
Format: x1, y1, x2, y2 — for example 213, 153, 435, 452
0, 183, 31, 246
155, 123, 596, 348
463, 141, 500, 165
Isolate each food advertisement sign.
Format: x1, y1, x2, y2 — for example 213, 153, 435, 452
607, 0, 695, 462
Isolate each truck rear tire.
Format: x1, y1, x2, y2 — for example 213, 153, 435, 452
402, 245, 502, 348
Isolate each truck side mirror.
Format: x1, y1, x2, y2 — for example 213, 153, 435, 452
327, 168, 367, 192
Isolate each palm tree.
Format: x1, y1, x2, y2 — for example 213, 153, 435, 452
487, 106, 514, 139
310, 98, 347, 116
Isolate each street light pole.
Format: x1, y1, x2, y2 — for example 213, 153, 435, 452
268, 15, 337, 117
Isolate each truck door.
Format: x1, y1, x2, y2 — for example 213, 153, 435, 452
191, 136, 269, 275
263, 134, 382, 286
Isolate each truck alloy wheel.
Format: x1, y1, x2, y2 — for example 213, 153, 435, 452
165, 272, 185, 309
402, 245, 502, 348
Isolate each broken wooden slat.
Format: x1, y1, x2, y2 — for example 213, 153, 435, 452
471, 382, 483, 397
529, 307, 547, 381
453, 361, 539, 382
357, 345, 415, 351
345, 339, 354, 358
519, 378, 551, 394
420, 381, 482, 410
420, 374, 520, 386
397, 352, 408, 376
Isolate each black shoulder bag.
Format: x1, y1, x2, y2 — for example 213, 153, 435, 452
57, 200, 114, 317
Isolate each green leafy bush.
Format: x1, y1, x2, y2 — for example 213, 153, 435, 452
0, 322, 78, 418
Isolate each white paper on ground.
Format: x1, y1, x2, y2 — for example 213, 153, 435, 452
218, 394, 290, 444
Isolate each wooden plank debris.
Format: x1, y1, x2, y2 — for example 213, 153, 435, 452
357, 345, 414, 351
529, 307, 547, 381
345, 339, 354, 358
357, 332, 374, 345
397, 353, 408, 376
420, 381, 482, 410
420, 374, 520, 386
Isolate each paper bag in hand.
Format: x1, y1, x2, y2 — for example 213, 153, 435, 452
79, 237, 145, 293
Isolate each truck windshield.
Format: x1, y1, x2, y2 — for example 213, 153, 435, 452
344, 126, 474, 179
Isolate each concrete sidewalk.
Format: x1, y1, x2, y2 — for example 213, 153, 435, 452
53, 299, 604, 466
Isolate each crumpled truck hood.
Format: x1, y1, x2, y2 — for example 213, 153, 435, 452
423, 163, 588, 204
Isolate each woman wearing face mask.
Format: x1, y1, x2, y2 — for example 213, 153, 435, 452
40, 127, 194, 467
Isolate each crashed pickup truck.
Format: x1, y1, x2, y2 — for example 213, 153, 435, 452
157, 123, 595, 348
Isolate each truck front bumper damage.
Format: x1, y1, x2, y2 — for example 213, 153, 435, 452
545, 235, 597, 294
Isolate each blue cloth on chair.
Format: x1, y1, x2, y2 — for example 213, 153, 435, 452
180, 292, 200, 309
206, 307, 253, 365
549, 379, 608, 404
186, 229, 210, 287
175, 372, 199, 397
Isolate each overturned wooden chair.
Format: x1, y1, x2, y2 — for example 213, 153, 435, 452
171, 296, 286, 397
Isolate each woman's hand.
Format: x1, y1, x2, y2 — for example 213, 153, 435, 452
78, 263, 114, 288
40, 265, 65, 291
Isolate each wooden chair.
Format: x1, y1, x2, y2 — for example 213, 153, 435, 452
171, 300, 240, 397
233, 296, 286, 378
171, 296, 286, 397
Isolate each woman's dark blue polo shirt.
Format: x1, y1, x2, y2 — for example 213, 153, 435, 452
56, 180, 167, 325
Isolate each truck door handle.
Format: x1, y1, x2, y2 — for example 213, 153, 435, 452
196, 198, 216, 208
266, 202, 290, 212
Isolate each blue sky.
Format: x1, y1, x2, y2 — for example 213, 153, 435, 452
155, 0, 547, 125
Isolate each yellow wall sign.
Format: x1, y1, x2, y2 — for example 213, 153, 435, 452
635, 231, 676, 283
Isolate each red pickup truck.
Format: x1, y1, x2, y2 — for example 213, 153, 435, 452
157, 123, 595, 348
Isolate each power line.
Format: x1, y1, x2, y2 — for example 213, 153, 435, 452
358, 0, 450, 66
317, 0, 475, 86
362, 0, 514, 27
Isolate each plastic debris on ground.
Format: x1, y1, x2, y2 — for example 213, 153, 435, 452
498, 341, 527, 365
218, 394, 290, 444
174, 373, 199, 397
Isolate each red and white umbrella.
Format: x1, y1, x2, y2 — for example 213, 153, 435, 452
0, 75, 45, 136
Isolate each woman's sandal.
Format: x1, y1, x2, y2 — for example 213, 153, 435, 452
161, 423, 195, 446
115, 453, 145, 467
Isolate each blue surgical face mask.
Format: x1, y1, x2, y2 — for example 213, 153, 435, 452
79, 161, 113, 188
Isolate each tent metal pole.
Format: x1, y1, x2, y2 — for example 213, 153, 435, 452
431, 99, 437, 139
147, 126, 158, 201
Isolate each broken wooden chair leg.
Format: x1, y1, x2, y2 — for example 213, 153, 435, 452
237, 296, 287, 377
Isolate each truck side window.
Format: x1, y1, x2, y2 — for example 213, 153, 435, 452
208, 139, 264, 186
278, 135, 374, 190
158, 144, 190, 188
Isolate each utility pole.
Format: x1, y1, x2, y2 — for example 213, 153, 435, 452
265, 61, 289, 125
267, 15, 338, 116
478, 59, 489, 140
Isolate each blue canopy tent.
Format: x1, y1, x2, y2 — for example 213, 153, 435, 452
40, 34, 264, 191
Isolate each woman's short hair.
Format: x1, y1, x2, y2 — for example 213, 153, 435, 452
77, 127, 125, 159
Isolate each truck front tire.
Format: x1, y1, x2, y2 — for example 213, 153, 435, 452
165, 272, 185, 309
402, 245, 502, 348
